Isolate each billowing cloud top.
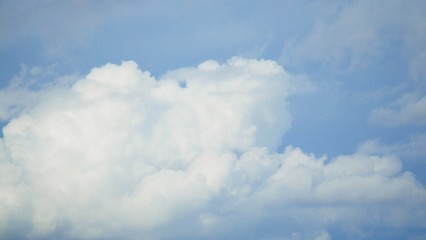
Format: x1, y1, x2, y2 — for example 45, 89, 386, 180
0, 58, 425, 239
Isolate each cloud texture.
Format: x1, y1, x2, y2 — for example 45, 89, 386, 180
282, 0, 426, 75
1, 58, 425, 239
370, 93, 426, 127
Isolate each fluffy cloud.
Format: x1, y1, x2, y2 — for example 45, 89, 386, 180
0, 63, 68, 122
0, 58, 425, 239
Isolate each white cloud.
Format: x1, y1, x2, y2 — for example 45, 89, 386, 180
0, 58, 425, 239
370, 93, 426, 127
0, 63, 74, 122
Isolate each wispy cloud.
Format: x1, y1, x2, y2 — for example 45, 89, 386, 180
370, 93, 426, 127
282, 0, 426, 74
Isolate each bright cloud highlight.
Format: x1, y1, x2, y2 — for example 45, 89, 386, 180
0, 58, 425, 239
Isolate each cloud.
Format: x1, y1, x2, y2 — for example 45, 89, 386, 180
282, 0, 426, 74
0, 58, 425, 239
358, 133, 426, 160
369, 93, 426, 127
0, 63, 75, 122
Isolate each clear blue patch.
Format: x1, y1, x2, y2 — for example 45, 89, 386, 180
178, 80, 187, 88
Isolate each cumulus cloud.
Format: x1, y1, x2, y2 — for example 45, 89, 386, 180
0, 58, 425, 239
0, 63, 71, 122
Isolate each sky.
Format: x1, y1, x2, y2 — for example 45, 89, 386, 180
0, 0, 426, 239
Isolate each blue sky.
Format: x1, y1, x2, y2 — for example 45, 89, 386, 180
1, 0, 426, 239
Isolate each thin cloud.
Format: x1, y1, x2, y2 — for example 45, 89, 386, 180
282, 0, 426, 74
370, 93, 426, 127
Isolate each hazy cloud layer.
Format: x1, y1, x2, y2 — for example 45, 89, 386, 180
282, 0, 426, 75
1, 58, 425, 239
0, 0, 135, 54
